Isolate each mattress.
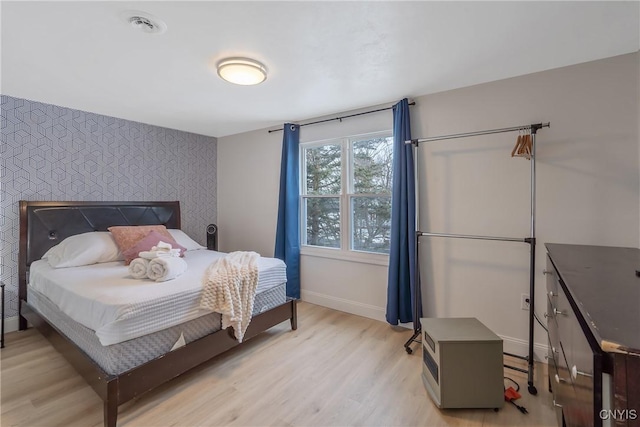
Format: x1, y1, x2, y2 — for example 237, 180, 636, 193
28, 249, 287, 345
27, 282, 286, 375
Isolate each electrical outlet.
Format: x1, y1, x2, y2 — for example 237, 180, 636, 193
521, 294, 530, 310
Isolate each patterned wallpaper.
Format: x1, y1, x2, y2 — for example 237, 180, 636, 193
0, 95, 217, 318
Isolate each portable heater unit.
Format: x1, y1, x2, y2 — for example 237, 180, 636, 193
420, 317, 504, 409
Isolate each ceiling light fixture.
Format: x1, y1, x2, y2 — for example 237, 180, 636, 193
217, 58, 267, 86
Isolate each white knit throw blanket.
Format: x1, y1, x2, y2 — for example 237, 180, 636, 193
200, 251, 260, 342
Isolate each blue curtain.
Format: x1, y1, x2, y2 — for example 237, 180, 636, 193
275, 123, 301, 299
386, 98, 420, 325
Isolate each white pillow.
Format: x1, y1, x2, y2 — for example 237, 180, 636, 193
43, 231, 123, 268
168, 229, 206, 251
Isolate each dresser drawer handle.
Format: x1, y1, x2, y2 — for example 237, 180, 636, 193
543, 270, 553, 275
555, 374, 567, 384
571, 365, 593, 379
553, 399, 563, 408
548, 290, 557, 297
553, 308, 567, 316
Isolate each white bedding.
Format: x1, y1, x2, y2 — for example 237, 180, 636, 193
28, 249, 287, 346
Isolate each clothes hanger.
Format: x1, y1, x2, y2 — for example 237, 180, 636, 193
522, 133, 532, 160
512, 129, 532, 160
518, 132, 528, 159
511, 130, 523, 158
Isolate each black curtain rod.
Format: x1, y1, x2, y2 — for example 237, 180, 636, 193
267, 101, 416, 133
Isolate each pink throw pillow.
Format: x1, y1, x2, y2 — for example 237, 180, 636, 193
108, 225, 173, 253
121, 230, 187, 265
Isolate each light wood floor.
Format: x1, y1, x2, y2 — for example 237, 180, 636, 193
1, 302, 556, 426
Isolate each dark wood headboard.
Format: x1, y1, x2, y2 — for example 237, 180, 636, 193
18, 201, 181, 317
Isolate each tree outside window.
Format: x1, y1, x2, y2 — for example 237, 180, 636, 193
301, 132, 393, 255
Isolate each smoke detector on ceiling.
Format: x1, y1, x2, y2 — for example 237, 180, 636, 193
121, 11, 167, 35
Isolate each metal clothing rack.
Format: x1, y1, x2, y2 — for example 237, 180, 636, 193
404, 121, 550, 395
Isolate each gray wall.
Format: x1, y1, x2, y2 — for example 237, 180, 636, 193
412, 52, 639, 359
218, 52, 639, 359
1, 95, 217, 318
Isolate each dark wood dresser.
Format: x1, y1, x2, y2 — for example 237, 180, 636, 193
546, 244, 640, 427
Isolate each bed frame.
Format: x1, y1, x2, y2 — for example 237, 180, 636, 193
18, 200, 297, 427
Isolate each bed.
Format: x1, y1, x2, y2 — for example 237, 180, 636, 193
18, 200, 297, 427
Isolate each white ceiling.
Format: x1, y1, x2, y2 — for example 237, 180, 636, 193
1, 1, 638, 138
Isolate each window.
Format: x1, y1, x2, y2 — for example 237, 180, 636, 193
301, 132, 393, 257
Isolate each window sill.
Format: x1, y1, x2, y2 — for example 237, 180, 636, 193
300, 245, 389, 266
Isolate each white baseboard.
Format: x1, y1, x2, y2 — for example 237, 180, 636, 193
301, 290, 387, 323
500, 333, 549, 363
299, 291, 548, 364
3, 316, 20, 334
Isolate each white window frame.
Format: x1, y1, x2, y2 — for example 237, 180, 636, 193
300, 130, 392, 266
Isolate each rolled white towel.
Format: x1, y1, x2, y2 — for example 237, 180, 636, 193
129, 257, 150, 279
139, 249, 180, 259
153, 241, 173, 251
139, 241, 181, 260
147, 256, 188, 282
